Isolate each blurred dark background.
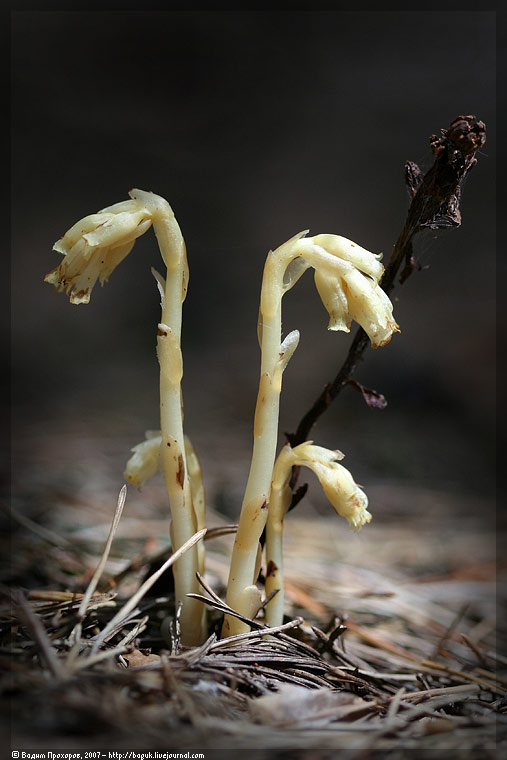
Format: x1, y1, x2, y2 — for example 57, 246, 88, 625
10, 11, 495, 531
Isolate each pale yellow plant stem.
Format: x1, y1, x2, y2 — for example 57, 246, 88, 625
132, 190, 204, 646
264, 446, 294, 628
185, 435, 206, 578
222, 231, 391, 638
223, 241, 296, 637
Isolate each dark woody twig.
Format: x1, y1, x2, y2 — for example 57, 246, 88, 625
286, 115, 486, 502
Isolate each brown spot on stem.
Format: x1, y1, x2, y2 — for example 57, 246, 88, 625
176, 454, 185, 488
261, 499, 268, 511
266, 560, 278, 578
158, 327, 168, 337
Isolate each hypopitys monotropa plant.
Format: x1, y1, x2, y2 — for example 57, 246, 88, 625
45, 190, 398, 645
221, 231, 398, 636
265, 442, 371, 629
44, 189, 205, 645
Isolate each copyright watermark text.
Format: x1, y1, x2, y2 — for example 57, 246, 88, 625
12, 753, 205, 760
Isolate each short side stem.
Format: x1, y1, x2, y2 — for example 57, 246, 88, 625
264, 446, 294, 628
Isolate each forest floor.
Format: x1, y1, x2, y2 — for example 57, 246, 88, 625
3, 426, 505, 758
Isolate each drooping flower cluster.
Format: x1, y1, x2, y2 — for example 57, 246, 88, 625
295, 233, 399, 347
285, 441, 372, 530
44, 196, 154, 304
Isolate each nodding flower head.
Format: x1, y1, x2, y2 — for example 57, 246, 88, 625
290, 233, 399, 348
288, 441, 372, 530
44, 195, 153, 304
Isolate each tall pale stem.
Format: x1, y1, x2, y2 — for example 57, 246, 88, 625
151, 206, 205, 646
223, 263, 284, 636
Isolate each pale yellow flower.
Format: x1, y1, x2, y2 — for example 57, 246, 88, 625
288, 441, 372, 530
44, 197, 153, 304
299, 234, 399, 347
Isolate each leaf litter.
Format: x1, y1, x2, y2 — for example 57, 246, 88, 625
2, 475, 505, 757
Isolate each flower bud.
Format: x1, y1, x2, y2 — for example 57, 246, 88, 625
124, 432, 162, 488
